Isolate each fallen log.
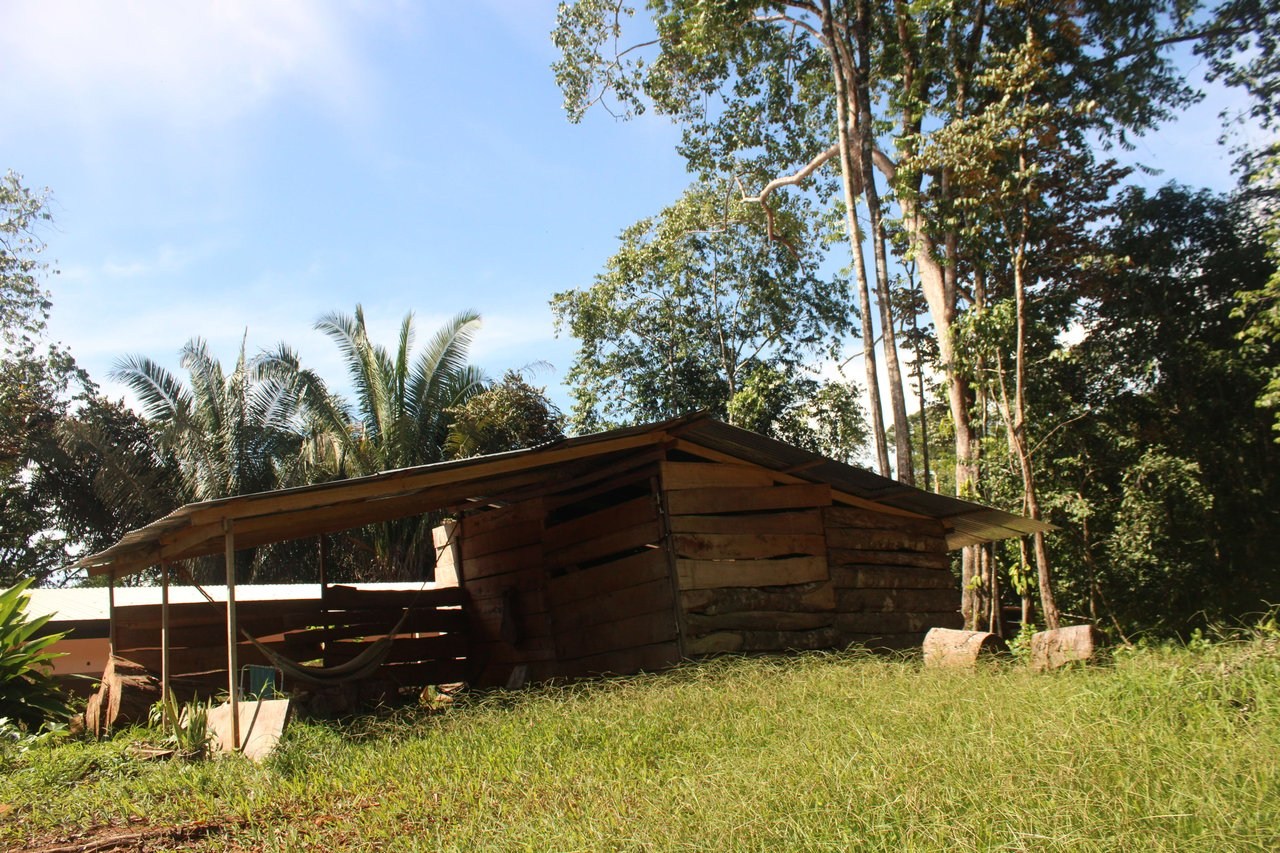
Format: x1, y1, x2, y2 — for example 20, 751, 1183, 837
922, 627, 1007, 669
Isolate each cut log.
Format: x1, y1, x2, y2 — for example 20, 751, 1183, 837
1029, 625, 1103, 672
922, 628, 1008, 669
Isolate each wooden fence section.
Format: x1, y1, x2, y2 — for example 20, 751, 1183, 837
824, 506, 962, 649
663, 461, 837, 656
112, 585, 469, 689
544, 474, 680, 679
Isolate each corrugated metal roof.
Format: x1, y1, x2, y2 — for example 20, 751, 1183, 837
70, 413, 1049, 577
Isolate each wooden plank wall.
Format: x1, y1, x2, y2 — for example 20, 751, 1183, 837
543, 473, 680, 679
112, 585, 469, 688
824, 506, 962, 649
455, 499, 555, 685
664, 461, 839, 655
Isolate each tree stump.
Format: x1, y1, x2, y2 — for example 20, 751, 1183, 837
1029, 625, 1102, 672
922, 627, 1007, 668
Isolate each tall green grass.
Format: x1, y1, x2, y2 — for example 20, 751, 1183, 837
4, 639, 1278, 851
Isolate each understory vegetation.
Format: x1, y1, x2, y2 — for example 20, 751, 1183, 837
4, 639, 1278, 852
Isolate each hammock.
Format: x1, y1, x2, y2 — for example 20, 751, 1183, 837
239, 606, 414, 686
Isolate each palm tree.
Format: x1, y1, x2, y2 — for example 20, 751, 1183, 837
262, 306, 487, 578
112, 336, 304, 503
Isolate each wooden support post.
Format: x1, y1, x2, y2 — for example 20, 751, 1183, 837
224, 520, 240, 752
318, 535, 332, 667
107, 570, 118, 656
160, 562, 171, 730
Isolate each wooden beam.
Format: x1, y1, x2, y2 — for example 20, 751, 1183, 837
107, 571, 117, 656
160, 563, 171, 731
224, 521, 240, 752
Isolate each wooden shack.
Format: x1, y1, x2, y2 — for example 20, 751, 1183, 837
71, 414, 1047, 703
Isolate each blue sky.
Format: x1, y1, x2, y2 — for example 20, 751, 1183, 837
0, 1, 1260, 415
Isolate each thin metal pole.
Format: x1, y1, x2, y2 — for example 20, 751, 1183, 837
224, 521, 240, 751
160, 563, 171, 731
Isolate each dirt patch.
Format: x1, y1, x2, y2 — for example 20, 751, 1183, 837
19, 819, 234, 852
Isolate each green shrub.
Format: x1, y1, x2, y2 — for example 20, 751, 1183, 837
0, 578, 74, 731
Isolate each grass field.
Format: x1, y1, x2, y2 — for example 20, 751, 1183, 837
4, 637, 1278, 852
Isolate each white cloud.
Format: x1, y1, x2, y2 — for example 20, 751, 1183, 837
0, 0, 375, 135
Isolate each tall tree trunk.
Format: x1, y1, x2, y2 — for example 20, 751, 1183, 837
850, 0, 914, 484
821, 1, 889, 477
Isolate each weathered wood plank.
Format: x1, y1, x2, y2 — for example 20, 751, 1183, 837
324, 633, 469, 666
459, 519, 544, 560
463, 569, 547, 603
553, 610, 678, 661
543, 495, 657, 553
829, 565, 956, 590
556, 641, 681, 678
550, 578, 674, 634
834, 611, 961, 635
680, 582, 835, 615
676, 556, 829, 590
543, 520, 663, 570
686, 626, 839, 654
666, 484, 831, 516
461, 499, 544, 537
547, 548, 670, 608
686, 610, 833, 633
659, 461, 775, 490
667, 510, 824, 536
671, 532, 826, 561
823, 506, 947, 536
323, 585, 465, 610
459, 543, 543, 581
825, 527, 947, 553
826, 548, 950, 570
836, 587, 960, 613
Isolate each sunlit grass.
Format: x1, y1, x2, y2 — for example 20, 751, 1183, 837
4, 639, 1278, 851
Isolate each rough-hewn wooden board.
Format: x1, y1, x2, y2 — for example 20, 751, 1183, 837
550, 578, 674, 634
461, 499, 544, 537
686, 610, 834, 633
117, 619, 284, 652
543, 495, 657, 553
547, 548, 669, 608
323, 585, 465, 610
125, 641, 294, 675
553, 609, 678, 661
823, 506, 947, 536
469, 636, 557, 663
829, 565, 956, 590
459, 543, 544, 581
542, 457, 661, 511
671, 532, 826, 561
676, 556, 829, 590
108, 599, 324, 632
680, 582, 835, 615
467, 588, 549, 621
825, 527, 947, 553
556, 641, 682, 679
459, 519, 544, 561
463, 569, 547, 603
659, 461, 776, 490
543, 519, 663, 570
826, 548, 950, 570
666, 483, 831, 516
836, 587, 960, 613
281, 610, 466, 647
324, 633, 469, 666
686, 626, 838, 654
835, 610, 961, 635
667, 510, 824, 536
381, 658, 471, 687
